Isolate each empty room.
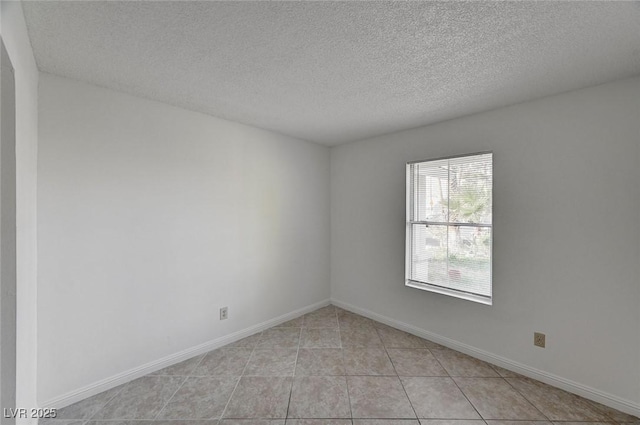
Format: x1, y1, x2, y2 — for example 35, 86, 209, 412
1, 1, 639, 424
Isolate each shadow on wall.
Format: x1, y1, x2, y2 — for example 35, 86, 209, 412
1, 37, 18, 425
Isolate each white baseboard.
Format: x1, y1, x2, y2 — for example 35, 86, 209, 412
331, 298, 640, 418
42, 299, 331, 409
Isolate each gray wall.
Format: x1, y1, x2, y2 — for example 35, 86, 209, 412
1, 38, 17, 425
331, 76, 640, 406
1, 2, 40, 420
37, 74, 331, 403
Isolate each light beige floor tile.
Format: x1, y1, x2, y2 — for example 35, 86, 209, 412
244, 349, 298, 376
347, 376, 416, 419
84, 422, 132, 425
338, 314, 376, 330
304, 308, 336, 319
430, 349, 499, 377
288, 376, 351, 418
227, 333, 263, 349
506, 378, 610, 421
193, 348, 253, 376
304, 313, 339, 328
295, 348, 345, 376
275, 317, 304, 328
371, 321, 399, 331
153, 421, 220, 425
312, 305, 337, 315
258, 328, 301, 348
92, 376, 184, 419
101, 419, 219, 425
223, 377, 292, 419
69, 307, 631, 424
485, 421, 550, 425
52, 385, 125, 420
420, 421, 486, 425
491, 366, 522, 378
300, 328, 341, 348
587, 400, 640, 422
151, 354, 205, 376
343, 348, 396, 375
157, 376, 238, 419
454, 378, 545, 420
400, 377, 480, 419
387, 349, 448, 376
87, 422, 218, 425
377, 328, 437, 349
551, 422, 614, 425
341, 328, 384, 348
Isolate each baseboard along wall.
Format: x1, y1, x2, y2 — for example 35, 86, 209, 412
40, 299, 331, 410
331, 298, 640, 418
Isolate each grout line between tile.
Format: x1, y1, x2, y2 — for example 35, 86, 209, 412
501, 377, 553, 423
68, 307, 638, 424
219, 330, 261, 420
427, 347, 489, 421
377, 327, 419, 421
151, 352, 209, 421
82, 376, 130, 423
285, 323, 304, 419
152, 374, 190, 420
337, 309, 354, 421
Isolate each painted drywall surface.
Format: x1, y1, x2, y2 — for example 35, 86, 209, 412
331, 77, 640, 404
37, 74, 330, 402
1, 37, 18, 425
1, 1, 40, 422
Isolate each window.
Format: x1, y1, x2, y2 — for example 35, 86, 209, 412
406, 152, 493, 304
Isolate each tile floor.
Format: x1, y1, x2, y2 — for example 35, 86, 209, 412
44, 305, 639, 425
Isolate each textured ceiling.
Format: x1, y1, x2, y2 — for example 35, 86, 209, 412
22, 1, 640, 145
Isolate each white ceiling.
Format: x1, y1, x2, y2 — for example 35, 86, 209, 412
22, 1, 640, 146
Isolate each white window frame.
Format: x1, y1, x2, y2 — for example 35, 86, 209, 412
405, 151, 493, 305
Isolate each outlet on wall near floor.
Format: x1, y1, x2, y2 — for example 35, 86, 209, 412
534, 332, 546, 348
220, 307, 228, 320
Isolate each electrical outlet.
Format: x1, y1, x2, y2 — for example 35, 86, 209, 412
534, 332, 545, 348
220, 307, 228, 320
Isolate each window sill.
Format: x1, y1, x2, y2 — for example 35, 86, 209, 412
405, 280, 493, 305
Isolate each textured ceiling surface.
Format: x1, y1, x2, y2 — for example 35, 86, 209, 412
23, 1, 640, 145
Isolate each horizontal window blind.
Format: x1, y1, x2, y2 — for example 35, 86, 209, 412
406, 152, 492, 302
